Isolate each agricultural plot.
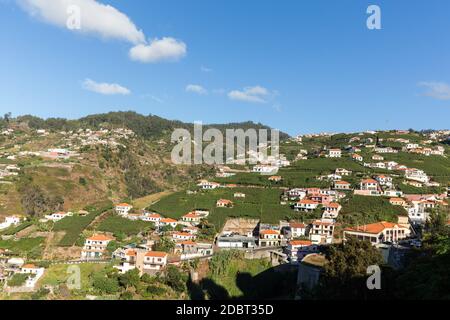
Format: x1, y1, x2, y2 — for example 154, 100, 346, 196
97, 215, 153, 236
149, 188, 296, 229
0, 237, 45, 258
54, 201, 112, 246
338, 195, 407, 226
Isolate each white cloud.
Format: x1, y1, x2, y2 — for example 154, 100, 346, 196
82, 78, 130, 95
18, 0, 145, 44
201, 66, 212, 72
228, 86, 271, 103
185, 84, 207, 95
129, 37, 187, 63
17, 0, 187, 63
418, 81, 450, 100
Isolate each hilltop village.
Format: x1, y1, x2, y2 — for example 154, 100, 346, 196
1, 117, 449, 300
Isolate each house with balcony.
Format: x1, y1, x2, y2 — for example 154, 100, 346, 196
115, 203, 133, 216
309, 220, 334, 244
294, 199, 320, 212
259, 229, 283, 247
81, 234, 114, 260
343, 221, 410, 245
142, 251, 168, 273
285, 240, 318, 263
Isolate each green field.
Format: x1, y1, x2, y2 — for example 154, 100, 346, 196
338, 195, 407, 226
38, 262, 109, 295
53, 201, 112, 246
149, 188, 297, 228
0, 221, 33, 236
97, 215, 154, 236
0, 237, 45, 258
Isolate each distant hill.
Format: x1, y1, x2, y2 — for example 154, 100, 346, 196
12, 111, 290, 140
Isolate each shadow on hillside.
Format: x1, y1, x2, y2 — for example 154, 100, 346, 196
187, 264, 297, 300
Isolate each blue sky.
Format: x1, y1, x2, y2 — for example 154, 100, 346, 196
1, 0, 450, 135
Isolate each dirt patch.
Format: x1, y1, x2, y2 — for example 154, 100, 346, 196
16, 225, 37, 238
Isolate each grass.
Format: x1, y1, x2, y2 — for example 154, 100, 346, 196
149, 187, 296, 229
54, 200, 112, 246
97, 215, 153, 236
38, 263, 108, 292
338, 195, 407, 226
131, 191, 173, 210
0, 221, 33, 236
0, 237, 45, 257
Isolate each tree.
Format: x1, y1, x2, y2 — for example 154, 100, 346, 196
164, 265, 186, 293
153, 237, 175, 252
119, 269, 141, 290
4, 112, 12, 123
92, 274, 120, 294
314, 238, 384, 299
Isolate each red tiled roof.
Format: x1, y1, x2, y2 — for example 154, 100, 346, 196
290, 240, 312, 246
145, 251, 168, 258
88, 234, 114, 241
344, 221, 405, 234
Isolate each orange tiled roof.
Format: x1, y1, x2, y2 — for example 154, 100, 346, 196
344, 221, 404, 234
160, 218, 177, 223
88, 234, 114, 241
298, 199, 319, 205
145, 251, 168, 258
290, 240, 312, 246
334, 180, 350, 185
22, 264, 37, 269
116, 203, 132, 207
260, 229, 279, 235
361, 179, 378, 184
290, 222, 306, 228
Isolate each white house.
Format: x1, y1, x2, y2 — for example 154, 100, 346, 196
141, 212, 162, 224
172, 232, 196, 241
181, 212, 202, 224
252, 165, 279, 174
289, 222, 307, 238
360, 179, 379, 191
327, 149, 342, 158
294, 199, 320, 212
0, 216, 21, 230
19, 264, 45, 289
44, 211, 72, 222
374, 175, 393, 187
405, 168, 429, 184
197, 180, 221, 190
335, 168, 352, 176
343, 221, 410, 245
81, 234, 114, 260
259, 229, 282, 247
285, 240, 317, 262
115, 203, 133, 216
333, 180, 352, 190
159, 218, 178, 228
143, 251, 168, 272
309, 219, 334, 244
322, 202, 342, 219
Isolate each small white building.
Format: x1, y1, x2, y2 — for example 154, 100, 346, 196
143, 251, 168, 272
45, 211, 72, 222
81, 234, 114, 260
0, 216, 21, 230
327, 149, 342, 158
115, 203, 133, 216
